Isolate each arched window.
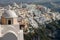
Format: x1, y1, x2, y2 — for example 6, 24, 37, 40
8, 20, 11, 25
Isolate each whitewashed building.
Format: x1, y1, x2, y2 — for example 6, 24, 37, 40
0, 9, 24, 40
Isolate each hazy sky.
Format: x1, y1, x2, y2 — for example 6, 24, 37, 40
0, 0, 60, 3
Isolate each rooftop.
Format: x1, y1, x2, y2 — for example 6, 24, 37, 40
2, 9, 18, 18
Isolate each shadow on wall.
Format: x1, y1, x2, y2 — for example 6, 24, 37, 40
0, 32, 17, 40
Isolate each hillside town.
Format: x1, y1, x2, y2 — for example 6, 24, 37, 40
0, 3, 60, 40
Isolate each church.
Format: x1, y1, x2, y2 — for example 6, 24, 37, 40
0, 9, 24, 40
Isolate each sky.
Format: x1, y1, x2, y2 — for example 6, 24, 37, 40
0, 0, 60, 4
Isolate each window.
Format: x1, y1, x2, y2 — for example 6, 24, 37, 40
20, 25, 25, 29
33, 12, 36, 17
8, 20, 11, 25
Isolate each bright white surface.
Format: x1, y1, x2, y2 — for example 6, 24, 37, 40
2, 9, 18, 18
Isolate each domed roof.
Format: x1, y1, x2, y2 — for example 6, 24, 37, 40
2, 9, 18, 18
